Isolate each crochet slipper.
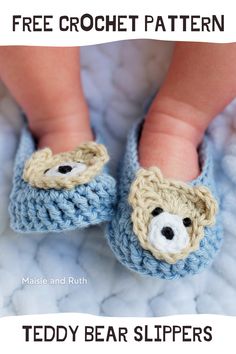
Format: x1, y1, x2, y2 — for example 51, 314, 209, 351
106, 120, 223, 279
9, 125, 117, 233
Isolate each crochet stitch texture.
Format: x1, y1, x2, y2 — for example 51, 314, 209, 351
9, 126, 117, 233
106, 120, 223, 279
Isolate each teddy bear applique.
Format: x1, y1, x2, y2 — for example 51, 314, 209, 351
128, 167, 217, 264
23, 142, 109, 190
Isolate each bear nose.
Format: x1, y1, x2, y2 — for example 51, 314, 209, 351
58, 165, 73, 174
161, 226, 174, 240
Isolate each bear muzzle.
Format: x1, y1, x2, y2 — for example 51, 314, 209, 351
148, 211, 190, 254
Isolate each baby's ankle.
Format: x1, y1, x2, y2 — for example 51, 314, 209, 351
140, 130, 200, 181
145, 95, 208, 147
28, 110, 93, 154
139, 95, 209, 181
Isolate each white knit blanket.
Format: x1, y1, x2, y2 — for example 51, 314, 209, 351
0, 40, 236, 317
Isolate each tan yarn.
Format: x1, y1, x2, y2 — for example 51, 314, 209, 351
23, 142, 109, 190
128, 167, 217, 264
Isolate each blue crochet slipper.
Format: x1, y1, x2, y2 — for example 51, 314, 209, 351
9, 126, 116, 233
106, 120, 223, 279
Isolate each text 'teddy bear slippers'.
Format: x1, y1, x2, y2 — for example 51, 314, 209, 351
106, 120, 223, 279
9, 125, 117, 233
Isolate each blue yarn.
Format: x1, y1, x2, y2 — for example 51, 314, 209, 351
9, 126, 117, 233
106, 119, 223, 279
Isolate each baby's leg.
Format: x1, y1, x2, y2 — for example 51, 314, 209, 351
0, 46, 92, 153
140, 43, 236, 181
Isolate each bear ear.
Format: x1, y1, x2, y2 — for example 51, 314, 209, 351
23, 148, 53, 181
25, 148, 53, 166
192, 185, 218, 226
26, 148, 53, 165
128, 167, 164, 208
74, 142, 109, 165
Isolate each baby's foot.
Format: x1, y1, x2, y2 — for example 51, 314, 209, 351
29, 111, 93, 154
139, 96, 207, 181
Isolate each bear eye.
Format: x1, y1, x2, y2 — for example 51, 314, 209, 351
44, 162, 87, 178
183, 217, 192, 227
151, 207, 164, 217
58, 165, 73, 174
